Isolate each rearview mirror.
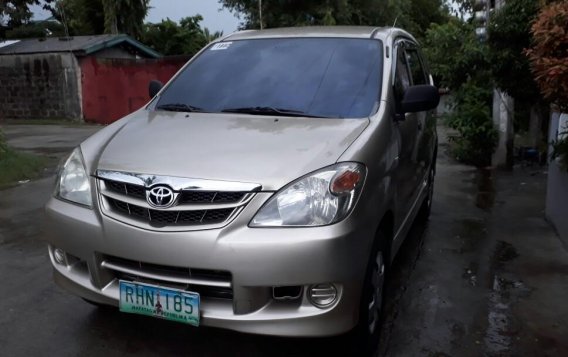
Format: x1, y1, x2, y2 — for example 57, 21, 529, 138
400, 85, 440, 113
149, 80, 163, 99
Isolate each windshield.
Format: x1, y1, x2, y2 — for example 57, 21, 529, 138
155, 38, 383, 119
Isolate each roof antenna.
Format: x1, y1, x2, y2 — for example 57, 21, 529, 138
387, 16, 398, 39
385, 16, 399, 59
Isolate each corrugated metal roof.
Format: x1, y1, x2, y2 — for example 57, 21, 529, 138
0, 34, 161, 58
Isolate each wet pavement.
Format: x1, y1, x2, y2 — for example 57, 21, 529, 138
379, 131, 568, 356
1, 124, 567, 356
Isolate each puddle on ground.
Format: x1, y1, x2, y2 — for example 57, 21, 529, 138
484, 274, 532, 354
476, 167, 495, 210
462, 263, 478, 287
483, 240, 531, 356
495, 241, 519, 263
442, 218, 486, 255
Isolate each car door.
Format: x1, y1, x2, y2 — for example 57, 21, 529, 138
392, 40, 421, 231
404, 45, 433, 189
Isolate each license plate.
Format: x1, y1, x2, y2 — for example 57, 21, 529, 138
119, 280, 200, 326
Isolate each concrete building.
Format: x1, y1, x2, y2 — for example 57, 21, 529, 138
0, 35, 188, 123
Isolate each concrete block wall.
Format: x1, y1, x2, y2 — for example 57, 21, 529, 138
546, 111, 568, 246
0, 53, 82, 120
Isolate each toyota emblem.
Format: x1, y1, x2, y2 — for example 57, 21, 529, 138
147, 186, 176, 208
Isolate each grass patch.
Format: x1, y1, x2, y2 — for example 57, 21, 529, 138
0, 133, 47, 188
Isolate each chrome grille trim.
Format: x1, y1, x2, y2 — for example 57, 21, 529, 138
95, 170, 261, 230
96, 170, 262, 192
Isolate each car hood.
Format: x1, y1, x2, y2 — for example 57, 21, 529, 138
96, 111, 369, 191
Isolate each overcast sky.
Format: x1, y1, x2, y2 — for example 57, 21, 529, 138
147, 0, 240, 34
32, 0, 242, 34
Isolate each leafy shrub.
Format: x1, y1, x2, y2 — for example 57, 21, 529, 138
446, 82, 498, 167
526, 1, 568, 169
525, 1, 568, 112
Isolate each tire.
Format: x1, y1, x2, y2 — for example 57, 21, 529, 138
422, 166, 435, 219
352, 231, 389, 356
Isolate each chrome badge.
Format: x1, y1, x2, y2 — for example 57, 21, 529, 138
147, 186, 176, 208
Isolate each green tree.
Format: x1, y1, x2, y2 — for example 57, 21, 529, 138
424, 17, 497, 166
219, 0, 448, 38
4, 20, 65, 38
101, 0, 149, 38
1, 0, 41, 26
142, 15, 209, 56
46, 0, 148, 38
487, 0, 547, 146
424, 18, 490, 90
487, 0, 541, 103
202, 27, 223, 43
46, 0, 105, 35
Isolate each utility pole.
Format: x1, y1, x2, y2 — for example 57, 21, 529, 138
259, 0, 264, 30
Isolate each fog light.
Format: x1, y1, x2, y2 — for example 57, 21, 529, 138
308, 283, 338, 308
53, 248, 67, 265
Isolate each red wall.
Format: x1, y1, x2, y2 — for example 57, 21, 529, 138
80, 56, 189, 124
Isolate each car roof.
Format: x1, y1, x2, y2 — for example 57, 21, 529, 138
223, 26, 416, 43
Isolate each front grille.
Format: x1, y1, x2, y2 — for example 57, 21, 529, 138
96, 171, 259, 230
179, 191, 247, 204
102, 255, 233, 300
107, 197, 234, 226
106, 180, 146, 199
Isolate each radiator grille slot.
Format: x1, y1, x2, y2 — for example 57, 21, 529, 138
107, 197, 233, 227
102, 255, 233, 300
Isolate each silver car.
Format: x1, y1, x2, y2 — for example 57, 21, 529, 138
44, 26, 439, 347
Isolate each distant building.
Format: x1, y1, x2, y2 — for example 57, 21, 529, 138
0, 34, 187, 123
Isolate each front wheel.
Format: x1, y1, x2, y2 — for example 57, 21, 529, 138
352, 234, 388, 355
423, 167, 435, 218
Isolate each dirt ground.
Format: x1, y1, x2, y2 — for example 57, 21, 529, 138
0, 124, 567, 356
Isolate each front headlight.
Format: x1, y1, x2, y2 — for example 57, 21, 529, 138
55, 147, 92, 207
250, 162, 366, 227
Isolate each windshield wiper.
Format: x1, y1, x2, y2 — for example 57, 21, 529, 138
156, 103, 206, 113
221, 106, 328, 118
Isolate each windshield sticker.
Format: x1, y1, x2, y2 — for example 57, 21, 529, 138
211, 42, 232, 51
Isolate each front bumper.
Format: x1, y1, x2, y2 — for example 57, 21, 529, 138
44, 193, 373, 337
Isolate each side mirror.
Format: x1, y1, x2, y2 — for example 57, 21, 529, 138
149, 80, 163, 99
400, 85, 440, 113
